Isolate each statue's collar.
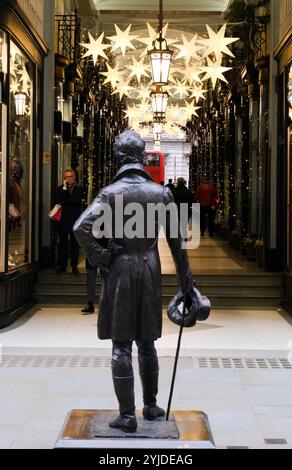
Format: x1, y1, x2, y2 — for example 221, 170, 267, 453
113, 163, 153, 183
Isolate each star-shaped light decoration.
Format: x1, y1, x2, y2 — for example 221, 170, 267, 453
127, 56, 150, 82
18, 66, 31, 88
100, 62, 125, 88
164, 122, 180, 137
166, 104, 185, 122
123, 105, 139, 121
131, 121, 142, 131
174, 34, 203, 65
182, 100, 201, 120
10, 44, 20, 66
136, 99, 151, 115
201, 57, 232, 89
138, 23, 178, 57
80, 32, 111, 65
112, 81, 134, 100
170, 79, 190, 100
10, 63, 20, 79
188, 86, 208, 103
108, 25, 139, 57
10, 77, 20, 95
200, 24, 239, 62
136, 83, 151, 101
183, 66, 203, 86
20, 81, 31, 96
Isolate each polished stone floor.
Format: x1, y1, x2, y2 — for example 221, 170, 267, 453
0, 305, 292, 449
159, 237, 244, 273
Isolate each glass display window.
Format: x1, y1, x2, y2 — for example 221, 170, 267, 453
0, 30, 7, 272
8, 41, 33, 270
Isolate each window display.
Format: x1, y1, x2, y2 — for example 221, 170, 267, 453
0, 30, 7, 272
8, 41, 33, 269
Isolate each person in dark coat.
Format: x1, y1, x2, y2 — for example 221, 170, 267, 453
173, 177, 194, 240
73, 131, 194, 433
165, 178, 175, 194
55, 168, 83, 274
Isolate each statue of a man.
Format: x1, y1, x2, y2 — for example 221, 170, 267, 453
73, 131, 194, 433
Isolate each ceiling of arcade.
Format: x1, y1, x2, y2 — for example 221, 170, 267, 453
79, 0, 231, 34
76, 0, 236, 140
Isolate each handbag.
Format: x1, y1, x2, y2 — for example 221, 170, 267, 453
48, 204, 62, 222
9, 203, 21, 220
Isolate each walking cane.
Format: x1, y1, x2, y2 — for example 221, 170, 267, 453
166, 296, 187, 421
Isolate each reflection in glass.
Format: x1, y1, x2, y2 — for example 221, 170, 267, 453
0, 30, 7, 272
8, 41, 33, 269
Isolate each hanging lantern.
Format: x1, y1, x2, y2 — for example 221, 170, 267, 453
14, 93, 26, 116
153, 127, 161, 143
148, 37, 173, 85
153, 122, 162, 135
154, 141, 161, 151
151, 85, 169, 119
148, 0, 173, 85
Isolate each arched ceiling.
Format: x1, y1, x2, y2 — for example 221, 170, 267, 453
87, 0, 232, 35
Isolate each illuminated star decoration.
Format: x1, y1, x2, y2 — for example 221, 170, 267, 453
170, 79, 190, 99
127, 56, 150, 82
123, 105, 139, 121
10, 77, 20, 94
10, 63, 20, 79
100, 62, 125, 88
18, 66, 31, 88
201, 57, 232, 89
80, 32, 111, 65
131, 120, 142, 131
20, 81, 31, 96
183, 66, 203, 86
174, 34, 203, 65
10, 44, 19, 66
200, 24, 239, 62
166, 104, 184, 122
183, 100, 201, 119
138, 23, 178, 57
108, 25, 139, 57
112, 81, 134, 100
188, 86, 207, 103
136, 83, 151, 101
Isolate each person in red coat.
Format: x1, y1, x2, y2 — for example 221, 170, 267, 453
196, 179, 219, 237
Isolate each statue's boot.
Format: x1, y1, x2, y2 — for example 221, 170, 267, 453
140, 371, 165, 421
109, 376, 137, 433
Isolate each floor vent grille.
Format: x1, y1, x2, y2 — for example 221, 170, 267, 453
0, 356, 291, 370
193, 357, 292, 370
264, 439, 288, 445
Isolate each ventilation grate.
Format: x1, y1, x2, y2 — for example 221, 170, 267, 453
193, 357, 292, 370
264, 439, 288, 446
0, 356, 112, 368
0, 355, 291, 370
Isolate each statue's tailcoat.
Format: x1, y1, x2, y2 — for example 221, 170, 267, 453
74, 163, 192, 341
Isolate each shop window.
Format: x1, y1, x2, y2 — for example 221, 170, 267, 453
288, 64, 292, 123
0, 30, 7, 272
8, 41, 33, 270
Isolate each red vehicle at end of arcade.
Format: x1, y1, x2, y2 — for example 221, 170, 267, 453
143, 151, 165, 185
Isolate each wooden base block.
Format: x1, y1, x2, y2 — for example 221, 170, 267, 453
55, 410, 215, 449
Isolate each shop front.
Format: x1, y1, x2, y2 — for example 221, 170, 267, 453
274, 24, 292, 311
0, 0, 47, 328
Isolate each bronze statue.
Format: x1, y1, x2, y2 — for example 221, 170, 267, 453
73, 131, 203, 433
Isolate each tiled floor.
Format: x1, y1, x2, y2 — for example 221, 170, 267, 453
0, 305, 292, 449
